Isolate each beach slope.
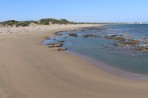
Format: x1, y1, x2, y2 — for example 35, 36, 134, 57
0, 24, 148, 98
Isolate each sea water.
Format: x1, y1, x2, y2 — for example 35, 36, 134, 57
43, 24, 148, 74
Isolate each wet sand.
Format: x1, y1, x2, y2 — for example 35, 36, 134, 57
0, 24, 148, 98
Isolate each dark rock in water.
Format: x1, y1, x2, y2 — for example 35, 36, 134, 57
104, 34, 148, 53
105, 34, 125, 41
48, 43, 56, 48
57, 47, 67, 51
48, 43, 55, 48
143, 40, 148, 44
128, 39, 140, 45
135, 44, 148, 52
48, 43, 63, 48
82, 34, 100, 38
54, 43, 63, 47
119, 39, 140, 46
68, 33, 78, 37
105, 34, 141, 46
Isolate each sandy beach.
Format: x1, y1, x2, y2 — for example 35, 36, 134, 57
0, 24, 148, 98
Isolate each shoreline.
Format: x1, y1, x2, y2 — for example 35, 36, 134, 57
0, 24, 148, 98
67, 50, 148, 80
46, 24, 148, 79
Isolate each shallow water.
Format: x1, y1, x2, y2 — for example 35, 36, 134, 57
43, 24, 148, 74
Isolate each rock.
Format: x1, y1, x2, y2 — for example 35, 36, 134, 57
105, 34, 125, 41
143, 39, 148, 44
135, 47, 148, 52
54, 43, 63, 47
48, 43, 55, 48
48, 43, 63, 48
68, 33, 78, 37
57, 48, 67, 51
119, 39, 140, 46
135, 44, 148, 52
82, 34, 100, 38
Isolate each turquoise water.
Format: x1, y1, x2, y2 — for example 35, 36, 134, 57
43, 24, 148, 74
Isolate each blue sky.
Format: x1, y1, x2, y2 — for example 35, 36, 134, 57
0, 0, 148, 22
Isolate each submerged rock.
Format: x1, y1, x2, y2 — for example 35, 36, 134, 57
48, 43, 63, 48
135, 44, 148, 52
119, 39, 140, 46
143, 39, 148, 44
104, 34, 148, 53
105, 34, 125, 41
82, 34, 100, 38
48, 44, 54, 48
57, 47, 67, 51
68, 33, 78, 37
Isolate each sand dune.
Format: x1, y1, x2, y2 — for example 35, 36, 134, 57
0, 24, 148, 98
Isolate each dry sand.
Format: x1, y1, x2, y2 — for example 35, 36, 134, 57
0, 24, 148, 98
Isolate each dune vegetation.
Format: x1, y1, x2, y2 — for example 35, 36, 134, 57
0, 18, 71, 27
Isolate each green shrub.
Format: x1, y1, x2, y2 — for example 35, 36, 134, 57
39, 18, 70, 25
0, 18, 72, 26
